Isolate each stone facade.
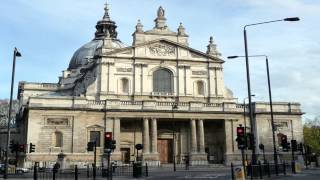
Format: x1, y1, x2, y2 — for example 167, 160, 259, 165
7, 3, 303, 168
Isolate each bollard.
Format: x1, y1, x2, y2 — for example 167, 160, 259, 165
93, 163, 96, 180
250, 163, 253, 180
75, 165, 78, 180
283, 162, 286, 175
275, 161, 279, 176
145, 163, 149, 177
292, 161, 296, 174
53, 170, 56, 180
231, 163, 235, 180
267, 162, 271, 177
258, 161, 263, 179
87, 165, 89, 178
33, 162, 38, 180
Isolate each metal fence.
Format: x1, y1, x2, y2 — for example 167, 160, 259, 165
231, 161, 296, 180
246, 162, 289, 178
33, 163, 149, 180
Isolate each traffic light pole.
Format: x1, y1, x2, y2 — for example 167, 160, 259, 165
93, 141, 97, 180
241, 149, 246, 175
107, 151, 112, 180
15, 149, 18, 169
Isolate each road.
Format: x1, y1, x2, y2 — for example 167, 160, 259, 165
1, 167, 319, 180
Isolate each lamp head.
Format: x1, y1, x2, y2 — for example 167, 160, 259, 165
227, 56, 239, 59
283, 17, 300, 21
14, 47, 22, 57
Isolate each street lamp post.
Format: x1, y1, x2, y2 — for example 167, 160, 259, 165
228, 54, 283, 175
243, 95, 255, 165
242, 17, 299, 165
4, 47, 22, 179
172, 103, 178, 172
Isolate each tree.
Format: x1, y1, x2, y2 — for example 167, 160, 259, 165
303, 116, 320, 154
0, 99, 19, 128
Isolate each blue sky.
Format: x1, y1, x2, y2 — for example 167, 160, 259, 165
1, 0, 319, 119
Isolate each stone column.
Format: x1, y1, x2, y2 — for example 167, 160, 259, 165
113, 118, 121, 153
151, 118, 158, 153
197, 119, 205, 153
143, 118, 150, 153
224, 119, 234, 165
190, 119, 197, 153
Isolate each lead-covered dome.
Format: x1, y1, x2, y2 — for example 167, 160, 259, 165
68, 2, 126, 70
68, 39, 125, 70
68, 40, 102, 70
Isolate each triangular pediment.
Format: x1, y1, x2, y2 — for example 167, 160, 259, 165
104, 39, 224, 63
86, 124, 104, 129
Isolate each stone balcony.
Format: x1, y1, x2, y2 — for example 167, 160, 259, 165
27, 97, 302, 114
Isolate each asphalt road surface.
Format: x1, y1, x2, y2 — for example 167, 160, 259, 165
1, 167, 319, 180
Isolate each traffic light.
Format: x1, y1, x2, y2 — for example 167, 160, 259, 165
104, 132, 116, 151
9, 140, 18, 153
281, 135, 289, 151
298, 143, 303, 152
9, 140, 14, 152
18, 144, 26, 153
291, 140, 297, 152
29, 143, 35, 153
105, 132, 112, 141
247, 133, 254, 150
305, 145, 311, 155
236, 126, 246, 149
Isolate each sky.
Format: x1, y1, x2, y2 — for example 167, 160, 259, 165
0, 0, 319, 120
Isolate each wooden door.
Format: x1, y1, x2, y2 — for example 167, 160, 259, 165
157, 139, 173, 164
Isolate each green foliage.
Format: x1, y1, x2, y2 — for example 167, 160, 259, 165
303, 116, 320, 154
0, 99, 19, 128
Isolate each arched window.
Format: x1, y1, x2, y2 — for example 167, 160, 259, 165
153, 69, 173, 93
53, 131, 63, 147
120, 78, 129, 93
197, 81, 205, 95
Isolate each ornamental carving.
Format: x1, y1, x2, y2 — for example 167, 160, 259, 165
149, 43, 175, 56
47, 118, 69, 126
116, 68, 132, 72
192, 71, 207, 75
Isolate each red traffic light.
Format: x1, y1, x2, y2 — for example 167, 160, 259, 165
237, 127, 245, 137
105, 132, 112, 140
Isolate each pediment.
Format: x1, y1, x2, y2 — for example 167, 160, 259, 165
87, 124, 104, 129
105, 39, 224, 63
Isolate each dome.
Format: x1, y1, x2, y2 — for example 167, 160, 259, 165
68, 39, 126, 70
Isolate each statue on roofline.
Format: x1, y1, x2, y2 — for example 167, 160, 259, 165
157, 6, 165, 18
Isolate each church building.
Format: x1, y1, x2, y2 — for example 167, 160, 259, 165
15, 3, 303, 167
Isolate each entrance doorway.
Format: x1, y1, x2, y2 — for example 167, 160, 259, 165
120, 148, 130, 164
157, 139, 173, 164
